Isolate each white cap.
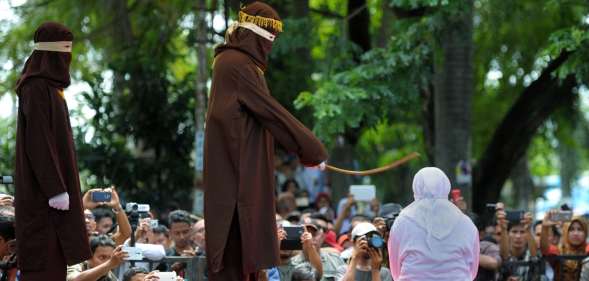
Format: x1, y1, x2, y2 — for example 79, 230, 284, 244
351, 222, 378, 240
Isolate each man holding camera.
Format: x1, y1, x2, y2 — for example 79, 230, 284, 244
338, 222, 391, 281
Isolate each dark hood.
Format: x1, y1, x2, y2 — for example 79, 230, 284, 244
16, 21, 73, 92
215, 1, 282, 71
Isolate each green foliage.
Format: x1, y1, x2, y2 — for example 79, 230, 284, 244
295, 19, 433, 144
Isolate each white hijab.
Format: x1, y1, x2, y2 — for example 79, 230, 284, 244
399, 167, 464, 249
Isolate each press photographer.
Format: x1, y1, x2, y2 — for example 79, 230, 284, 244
338, 222, 391, 281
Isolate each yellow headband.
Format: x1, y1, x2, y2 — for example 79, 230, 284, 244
239, 11, 283, 33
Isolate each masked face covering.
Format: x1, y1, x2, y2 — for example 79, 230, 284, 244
16, 22, 73, 91
215, 1, 282, 71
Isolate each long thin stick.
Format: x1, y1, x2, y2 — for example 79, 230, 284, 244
325, 152, 420, 176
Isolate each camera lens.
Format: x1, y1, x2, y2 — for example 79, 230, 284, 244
369, 235, 384, 248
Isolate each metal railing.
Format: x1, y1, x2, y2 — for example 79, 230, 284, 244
500, 255, 588, 281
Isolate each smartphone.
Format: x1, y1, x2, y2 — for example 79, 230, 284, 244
150, 219, 159, 228
91, 191, 112, 202
551, 210, 573, 222
280, 226, 304, 250
451, 189, 461, 202
506, 210, 525, 223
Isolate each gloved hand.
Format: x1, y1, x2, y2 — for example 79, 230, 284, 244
313, 161, 326, 171
48, 192, 70, 210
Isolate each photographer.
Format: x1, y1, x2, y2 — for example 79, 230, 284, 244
83, 187, 132, 245
495, 203, 540, 281
540, 210, 588, 280
67, 235, 128, 281
338, 223, 391, 281
276, 220, 324, 280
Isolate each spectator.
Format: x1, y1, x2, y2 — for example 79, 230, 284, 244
275, 220, 323, 281
277, 193, 298, 219
83, 187, 132, 245
192, 219, 206, 255
496, 203, 540, 281
167, 210, 195, 256
0, 216, 16, 281
122, 268, 181, 281
292, 263, 320, 281
122, 267, 149, 281
289, 219, 345, 281
282, 179, 301, 194
338, 222, 392, 281
307, 213, 341, 253
93, 208, 116, 235
541, 211, 589, 281
315, 193, 335, 222
85, 209, 99, 237
67, 235, 128, 281
133, 220, 170, 250
534, 220, 556, 280
471, 213, 502, 281
389, 167, 479, 281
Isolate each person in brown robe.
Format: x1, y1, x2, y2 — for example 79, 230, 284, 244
14, 22, 91, 280
203, 1, 329, 280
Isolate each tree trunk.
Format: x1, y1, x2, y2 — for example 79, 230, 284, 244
472, 50, 576, 214
510, 154, 535, 209
434, 0, 474, 202
347, 0, 371, 52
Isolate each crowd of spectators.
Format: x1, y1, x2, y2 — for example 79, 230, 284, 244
1, 153, 589, 281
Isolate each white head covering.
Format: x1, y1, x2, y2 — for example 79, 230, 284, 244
399, 167, 464, 249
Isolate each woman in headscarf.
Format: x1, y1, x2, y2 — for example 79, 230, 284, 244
541, 211, 589, 280
388, 167, 479, 280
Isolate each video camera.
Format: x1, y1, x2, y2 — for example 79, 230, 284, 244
125, 203, 151, 229
0, 176, 13, 185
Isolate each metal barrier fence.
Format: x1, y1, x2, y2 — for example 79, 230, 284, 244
126, 256, 207, 281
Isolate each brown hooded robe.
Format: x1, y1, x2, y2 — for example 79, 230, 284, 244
15, 22, 91, 279
204, 1, 328, 279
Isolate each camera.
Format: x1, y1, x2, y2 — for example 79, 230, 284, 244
367, 234, 384, 249
551, 210, 573, 222
358, 233, 385, 249
126, 203, 150, 213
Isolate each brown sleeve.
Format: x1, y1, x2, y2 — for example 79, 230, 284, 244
236, 65, 328, 166
20, 82, 67, 198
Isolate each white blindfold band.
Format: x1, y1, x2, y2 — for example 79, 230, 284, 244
34, 41, 72, 53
